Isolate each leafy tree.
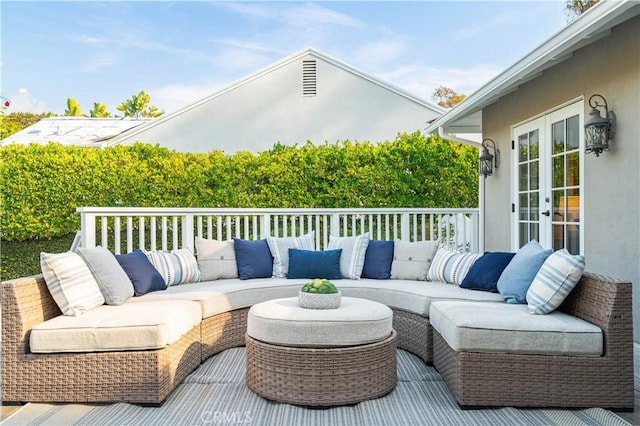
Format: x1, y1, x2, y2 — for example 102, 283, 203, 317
432, 86, 466, 108
116, 90, 163, 118
565, 0, 599, 20
64, 98, 85, 116
89, 102, 110, 118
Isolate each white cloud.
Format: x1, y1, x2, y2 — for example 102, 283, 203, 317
207, 40, 280, 73
455, 11, 518, 40
352, 39, 409, 69
151, 81, 226, 113
379, 64, 503, 101
7, 88, 48, 113
279, 3, 364, 28
221, 2, 363, 29
82, 50, 121, 71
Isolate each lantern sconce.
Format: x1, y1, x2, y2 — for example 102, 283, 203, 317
479, 138, 500, 178
584, 94, 616, 157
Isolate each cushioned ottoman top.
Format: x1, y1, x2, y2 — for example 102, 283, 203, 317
247, 297, 393, 347
430, 300, 602, 356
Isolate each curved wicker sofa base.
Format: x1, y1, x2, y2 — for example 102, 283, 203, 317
432, 273, 634, 411
2, 273, 632, 408
1, 276, 431, 405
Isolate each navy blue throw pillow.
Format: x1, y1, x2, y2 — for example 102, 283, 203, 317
115, 249, 166, 296
233, 238, 273, 280
287, 249, 342, 279
459, 252, 516, 292
362, 240, 394, 280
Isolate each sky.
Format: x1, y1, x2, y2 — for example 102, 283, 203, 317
1, 1, 570, 116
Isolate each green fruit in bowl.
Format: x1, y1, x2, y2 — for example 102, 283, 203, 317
301, 279, 339, 294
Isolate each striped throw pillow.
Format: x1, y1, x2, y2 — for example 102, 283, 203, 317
328, 233, 370, 279
266, 232, 315, 278
40, 252, 105, 316
445, 252, 482, 285
427, 246, 457, 282
526, 249, 585, 315
427, 246, 480, 285
145, 248, 200, 286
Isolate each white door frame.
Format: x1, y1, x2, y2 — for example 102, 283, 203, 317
510, 99, 584, 253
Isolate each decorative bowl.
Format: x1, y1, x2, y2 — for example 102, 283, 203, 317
298, 290, 342, 309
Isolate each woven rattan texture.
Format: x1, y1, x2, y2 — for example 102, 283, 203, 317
245, 330, 397, 406
1, 275, 202, 405
433, 272, 634, 410
391, 308, 431, 363
201, 308, 249, 359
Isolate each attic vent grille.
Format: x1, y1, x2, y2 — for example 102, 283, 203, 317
302, 60, 317, 96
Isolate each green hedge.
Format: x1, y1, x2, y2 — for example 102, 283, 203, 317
0, 132, 479, 242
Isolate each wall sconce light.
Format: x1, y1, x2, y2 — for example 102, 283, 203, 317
479, 138, 500, 178
584, 94, 616, 157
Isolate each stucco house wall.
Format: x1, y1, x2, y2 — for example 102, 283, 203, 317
482, 15, 640, 340
109, 49, 441, 153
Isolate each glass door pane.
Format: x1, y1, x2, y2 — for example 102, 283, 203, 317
550, 114, 581, 254
516, 126, 542, 248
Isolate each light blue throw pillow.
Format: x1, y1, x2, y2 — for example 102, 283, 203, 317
497, 240, 552, 304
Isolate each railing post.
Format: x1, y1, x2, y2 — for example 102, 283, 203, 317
261, 214, 271, 239
330, 213, 340, 237
400, 213, 410, 241
471, 212, 480, 253
182, 214, 195, 252
80, 211, 96, 249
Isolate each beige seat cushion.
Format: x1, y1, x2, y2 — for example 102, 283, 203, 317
430, 300, 602, 356
339, 279, 504, 315
128, 278, 302, 318
247, 297, 392, 347
30, 300, 201, 353
128, 278, 504, 319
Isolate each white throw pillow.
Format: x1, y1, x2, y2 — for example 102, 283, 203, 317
195, 237, 238, 281
40, 251, 105, 316
390, 240, 439, 281
526, 249, 585, 314
145, 248, 201, 286
266, 232, 315, 278
327, 233, 370, 279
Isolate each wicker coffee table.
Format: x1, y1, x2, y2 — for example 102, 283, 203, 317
245, 296, 397, 406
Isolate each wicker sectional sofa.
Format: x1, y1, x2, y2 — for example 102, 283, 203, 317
1, 270, 633, 410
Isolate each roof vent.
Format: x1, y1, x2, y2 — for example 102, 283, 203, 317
302, 60, 317, 96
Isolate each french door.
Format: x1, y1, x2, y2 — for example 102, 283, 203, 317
512, 101, 583, 255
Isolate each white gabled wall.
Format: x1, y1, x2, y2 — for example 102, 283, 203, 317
114, 52, 440, 153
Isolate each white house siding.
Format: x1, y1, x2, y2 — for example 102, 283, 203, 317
481, 15, 640, 341
111, 50, 441, 153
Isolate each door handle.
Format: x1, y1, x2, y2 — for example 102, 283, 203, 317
541, 210, 550, 217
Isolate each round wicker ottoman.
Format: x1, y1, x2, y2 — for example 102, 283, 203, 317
245, 297, 397, 406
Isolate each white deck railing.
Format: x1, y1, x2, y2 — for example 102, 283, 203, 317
76, 207, 480, 254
